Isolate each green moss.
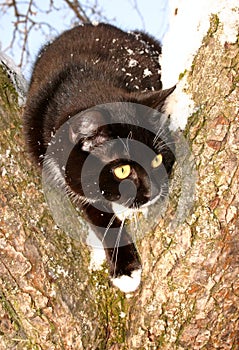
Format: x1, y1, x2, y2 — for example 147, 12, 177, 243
175, 300, 197, 346
89, 268, 129, 349
0, 290, 22, 333
26, 342, 42, 350
0, 65, 19, 110
207, 14, 220, 37
178, 69, 187, 81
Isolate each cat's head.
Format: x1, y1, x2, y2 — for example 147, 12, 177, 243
65, 88, 175, 211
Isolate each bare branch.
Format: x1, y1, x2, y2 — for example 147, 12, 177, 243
128, 0, 146, 30
0, 0, 105, 71
63, 0, 90, 23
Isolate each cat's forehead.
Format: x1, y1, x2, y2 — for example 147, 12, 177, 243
90, 132, 159, 165
101, 102, 159, 127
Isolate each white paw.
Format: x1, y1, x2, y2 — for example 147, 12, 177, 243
111, 269, 142, 293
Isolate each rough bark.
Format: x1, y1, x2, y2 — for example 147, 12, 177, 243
0, 16, 238, 350
127, 18, 239, 350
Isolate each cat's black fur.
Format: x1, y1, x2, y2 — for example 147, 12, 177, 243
23, 23, 175, 293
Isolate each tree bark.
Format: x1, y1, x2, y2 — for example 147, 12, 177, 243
127, 19, 239, 349
0, 10, 239, 350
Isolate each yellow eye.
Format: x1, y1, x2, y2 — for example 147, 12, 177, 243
151, 154, 163, 168
113, 164, 131, 179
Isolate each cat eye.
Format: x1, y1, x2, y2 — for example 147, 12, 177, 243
151, 154, 163, 168
113, 164, 131, 180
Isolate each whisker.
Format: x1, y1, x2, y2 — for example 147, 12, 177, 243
132, 212, 138, 242
126, 131, 132, 154
117, 136, 130, 156
155, 140, 175, 154
153, 129, 163, 146
130, 203, 138, 239
153, 127, 174, 147
102, 213, 117, 243
130, 203, 142, 261
153, 127, 170, 145
124, 197, 133, 208
111, 218, 125, 278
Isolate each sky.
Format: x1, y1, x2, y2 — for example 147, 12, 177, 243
0, 0, 169, 79
98, 0, 169, 38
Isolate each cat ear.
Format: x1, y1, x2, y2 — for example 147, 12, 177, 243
69, 110, 108, 148
135, 86, 176, 110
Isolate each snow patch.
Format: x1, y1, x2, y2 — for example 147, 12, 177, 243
162, 0, 239, 88
161, 0, 239, 129
1, 167, 7, 176
218, 6, 239, 45
87, 228, 106, 271
143, 68, 153, 78
126, 48, 134, 55
128, 58, 138, 67
166, 82, 195, 131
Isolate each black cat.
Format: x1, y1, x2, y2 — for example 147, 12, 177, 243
23, 23, 175, 293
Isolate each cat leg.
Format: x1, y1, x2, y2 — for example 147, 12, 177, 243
82, 203, 142, 293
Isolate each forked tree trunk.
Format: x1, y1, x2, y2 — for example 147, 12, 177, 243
0, 4, 238, 350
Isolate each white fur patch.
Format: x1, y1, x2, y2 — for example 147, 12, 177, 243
112, 202, 148, 221
112, 202, 135, 221
111, 269, 142, 293
141, 193, 162, 208
87, 228, 106, 271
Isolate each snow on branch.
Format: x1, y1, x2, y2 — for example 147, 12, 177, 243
161, 0, 239, 130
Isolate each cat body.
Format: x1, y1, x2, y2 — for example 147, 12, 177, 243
24, 23, 175, 293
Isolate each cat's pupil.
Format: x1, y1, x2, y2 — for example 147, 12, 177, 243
113, 164, 131, 179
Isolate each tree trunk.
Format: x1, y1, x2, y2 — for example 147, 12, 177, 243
0, 5, 239, 350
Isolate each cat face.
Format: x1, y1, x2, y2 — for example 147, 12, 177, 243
65, 102, 175, 211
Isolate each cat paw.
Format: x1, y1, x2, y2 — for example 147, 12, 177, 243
111, 269, 142, 293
